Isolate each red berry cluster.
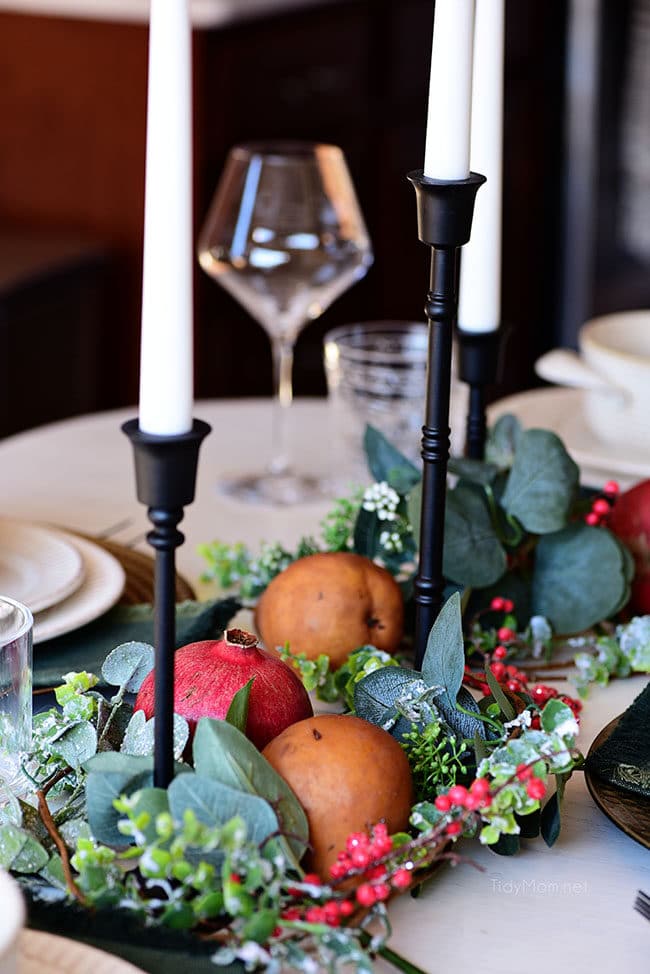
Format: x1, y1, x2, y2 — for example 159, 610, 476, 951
282, 873, 356, 927
434, 778, 492, 825
515, 763, 546, 799
584, 480, 619, 527
328, 823, 412, 908
464, 596, 583, 724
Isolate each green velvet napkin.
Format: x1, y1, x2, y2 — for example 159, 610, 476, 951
586, 680, 650, 797
33, 597, 240, 690
24, 884, 243, 974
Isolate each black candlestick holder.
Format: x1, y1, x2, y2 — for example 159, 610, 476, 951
408, 170, 485, 670
456, 327, 503, 459
122, 418, 211, 787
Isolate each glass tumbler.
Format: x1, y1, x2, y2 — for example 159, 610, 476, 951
324, 321, 430, 475
0, 597, 32, 792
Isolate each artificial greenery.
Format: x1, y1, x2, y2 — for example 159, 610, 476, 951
199, 418, 633, 636
571, 615, 650, 696
0, 596, 586, 973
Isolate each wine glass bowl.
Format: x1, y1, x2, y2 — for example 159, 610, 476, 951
198, 141, 373, 504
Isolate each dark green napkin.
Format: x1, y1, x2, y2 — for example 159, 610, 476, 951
24, 883, 243, 974
34, 598, 240, 690
586, 680, 650, 797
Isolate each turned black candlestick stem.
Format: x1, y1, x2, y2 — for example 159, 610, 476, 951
456, 328, 503, 460
122, 418, 211, 787
408, 171, 485, 670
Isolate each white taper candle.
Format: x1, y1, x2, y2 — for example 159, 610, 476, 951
139, 0, 194, 435
458, 0, 505, 333
423, 0, 476, 180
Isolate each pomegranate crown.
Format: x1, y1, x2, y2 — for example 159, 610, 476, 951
224, 628, 259, 649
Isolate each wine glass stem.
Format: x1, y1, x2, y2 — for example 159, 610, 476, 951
269, 337, 295, 477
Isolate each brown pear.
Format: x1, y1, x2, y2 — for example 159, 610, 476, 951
262, 714, 413, 879
255, 551, 404, 669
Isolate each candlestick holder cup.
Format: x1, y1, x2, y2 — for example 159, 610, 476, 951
122, 418, 211, 787
408, 170, 485, 670
456, 327, 503, 460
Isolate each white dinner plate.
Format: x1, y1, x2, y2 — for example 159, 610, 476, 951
0, 519, 85, 614
33, 531, 126, 644
488, 387, 650, 488
18, 929, 147, 974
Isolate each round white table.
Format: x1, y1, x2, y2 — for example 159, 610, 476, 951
1, 398, 648, 974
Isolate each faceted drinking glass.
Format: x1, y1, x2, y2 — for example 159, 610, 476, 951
0, 597, 32, 795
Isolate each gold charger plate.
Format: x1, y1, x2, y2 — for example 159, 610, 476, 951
585, 714, 650, 849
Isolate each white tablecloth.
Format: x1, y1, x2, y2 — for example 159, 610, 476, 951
1, 398, 648, 973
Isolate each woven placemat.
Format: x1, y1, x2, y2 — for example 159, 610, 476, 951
80, 534, 196, 604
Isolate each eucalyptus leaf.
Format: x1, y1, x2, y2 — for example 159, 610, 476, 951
11, 832, 49, 874
352, 507, 381, 560
192, 719, 308, 862
363, 425, 421, 491
0, 826, 49, 874
86, 767, 154, 846
0, 824, 27, 868
102, 641, 156, 693
225, 679, 254, 734
474, 731, 489, 764
501, 429, 579, 534
483, 665, 516, 721
120, 712, 189, 761
517, 809, 541, 839
541, 772, 569, 847
485, 413, 522, 468
448, 457, 499, 486
491, 833, 520, 856
39, 854, 68, 891
353, 666, 426, 730
532, 524, 628, 633
407, 482, 421, 544
540, 792, 561, 847
421, 592, 465, 711
120, 710, 151, 755
437, 686, 488, 741
168, 774, 280, 852
609, 537, 635, 617
84, 752, 156, 846
50, 721, 98, 769
128, 788, 170, 843
443, 484, 507, 587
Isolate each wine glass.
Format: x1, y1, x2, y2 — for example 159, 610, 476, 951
198, 141, 373, 505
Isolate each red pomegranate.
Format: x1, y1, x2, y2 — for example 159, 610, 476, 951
134, 628, 313, 750
608, 479, 650, 613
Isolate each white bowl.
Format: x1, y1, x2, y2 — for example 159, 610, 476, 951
535, 310, 650, 452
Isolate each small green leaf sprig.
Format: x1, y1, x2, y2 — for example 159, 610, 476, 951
410, 702, 580, 853
280, 643, 401, 708
198, 538, 319, 603
571, 615, 650, 697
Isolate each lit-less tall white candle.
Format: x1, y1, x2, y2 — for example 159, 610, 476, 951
458, 0, 504, 333
423, 0, 476, 180
139, 0, 193, 435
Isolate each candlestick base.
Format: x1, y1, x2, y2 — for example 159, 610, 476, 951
456, 328, 503, 460
122, 418, 211, 788
407, 170, 485, 671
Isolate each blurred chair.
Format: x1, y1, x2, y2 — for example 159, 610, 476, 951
0, 227, 112, 438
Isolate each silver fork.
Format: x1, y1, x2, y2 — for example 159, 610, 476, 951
634, 890, 650, 921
